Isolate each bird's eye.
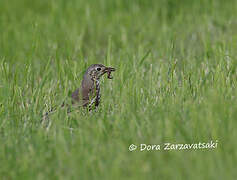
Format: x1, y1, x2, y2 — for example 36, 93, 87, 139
96, 67, 101, 71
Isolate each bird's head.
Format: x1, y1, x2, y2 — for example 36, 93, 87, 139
86, 64, 115, 81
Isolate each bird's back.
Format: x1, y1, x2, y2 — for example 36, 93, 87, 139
71, 74, 95, 107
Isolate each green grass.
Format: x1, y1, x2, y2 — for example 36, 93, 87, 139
0, 0, 237, 179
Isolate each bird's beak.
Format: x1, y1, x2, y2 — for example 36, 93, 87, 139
104, 67, 116, 79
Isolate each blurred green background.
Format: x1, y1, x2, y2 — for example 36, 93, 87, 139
0, 0, 237, 179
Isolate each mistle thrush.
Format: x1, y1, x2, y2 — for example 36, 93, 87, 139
42, 64, 115, 121
71, 64, 115, 110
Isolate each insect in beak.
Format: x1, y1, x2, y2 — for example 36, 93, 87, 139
104, 67, 116, 79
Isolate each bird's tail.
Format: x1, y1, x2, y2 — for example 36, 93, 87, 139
41, 102, 66, 126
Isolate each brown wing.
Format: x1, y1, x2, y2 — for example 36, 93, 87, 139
71, 87, 94, 107
71, 88, 80, 103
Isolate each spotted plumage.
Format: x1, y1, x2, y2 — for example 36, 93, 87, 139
71, 64, 115, 110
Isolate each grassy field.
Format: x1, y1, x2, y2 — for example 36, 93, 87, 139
0, 0, 237, 179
